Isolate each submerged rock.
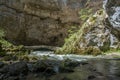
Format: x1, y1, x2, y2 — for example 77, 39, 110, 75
0, 60, 83, 80
0, 62, 28, 76
0, 59, 120, 80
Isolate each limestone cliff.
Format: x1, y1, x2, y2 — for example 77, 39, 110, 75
0, 0, 102, 46
57, 0, 120, 55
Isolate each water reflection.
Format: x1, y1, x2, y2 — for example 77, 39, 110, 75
89, 59, 120, 80
26, 58, 120, 80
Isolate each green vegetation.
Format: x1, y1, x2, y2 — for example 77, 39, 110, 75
0, 28, 20, 52
56, 9, 120, 55
103, 48, 120, 54
79, 8, 93, 23
0, 28, 32, 61
56, 10, 106, 55
67, 6, 93, 38
0, 28, 6, 57
0, 28, 12, 49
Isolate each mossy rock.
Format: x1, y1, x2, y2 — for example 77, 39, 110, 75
75, 47, 102, 55
56, 10, 120, 55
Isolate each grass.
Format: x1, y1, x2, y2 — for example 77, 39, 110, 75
103, 49, 120, 55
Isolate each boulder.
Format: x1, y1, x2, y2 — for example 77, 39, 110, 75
0, 0, 102, 46
56, 0, 120, 54
103, 0, 120, 40
0, 62, 28, 76
0, 62, 4, 68
57, 10, 120, 55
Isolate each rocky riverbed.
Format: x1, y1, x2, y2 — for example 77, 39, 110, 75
0, 51, 120, 80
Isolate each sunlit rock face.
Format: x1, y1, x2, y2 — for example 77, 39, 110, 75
76, 0, 120, 53
57, 10, 120, 55
104, 0, 120, 40
78, 11, 120, 51
109, 7, 120, 28
0, 0, 102, 46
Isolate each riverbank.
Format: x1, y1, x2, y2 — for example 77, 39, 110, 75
0, 57, 120, 80
0, 51, 120, 80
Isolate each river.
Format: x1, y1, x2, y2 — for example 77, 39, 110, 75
26, 51, 120, 80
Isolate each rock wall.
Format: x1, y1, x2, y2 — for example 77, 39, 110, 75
0, 0, 102, 46
57, 0, 120, 55
57, 10, 120, 55
104, 0, 120, 40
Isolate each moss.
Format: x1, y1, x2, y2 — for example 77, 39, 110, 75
19, 55, 30, 62
75, 46, 102, 55
103, 48, 120, 54
19, 55, 39, 61
0, 28, 32, 61
79, 7, 93, 23
3, 55, 13, 61
99, 42, 110, 52
31, 56, 38, 61
56, 9, 106, 55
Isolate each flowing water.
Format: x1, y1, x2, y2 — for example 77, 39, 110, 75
27, 51, 120, 80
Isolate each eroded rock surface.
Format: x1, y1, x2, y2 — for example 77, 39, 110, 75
104, 0, 120, 40
57, 10, 120, 54
0, 0, 102, 46
57, 0, 120, 54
